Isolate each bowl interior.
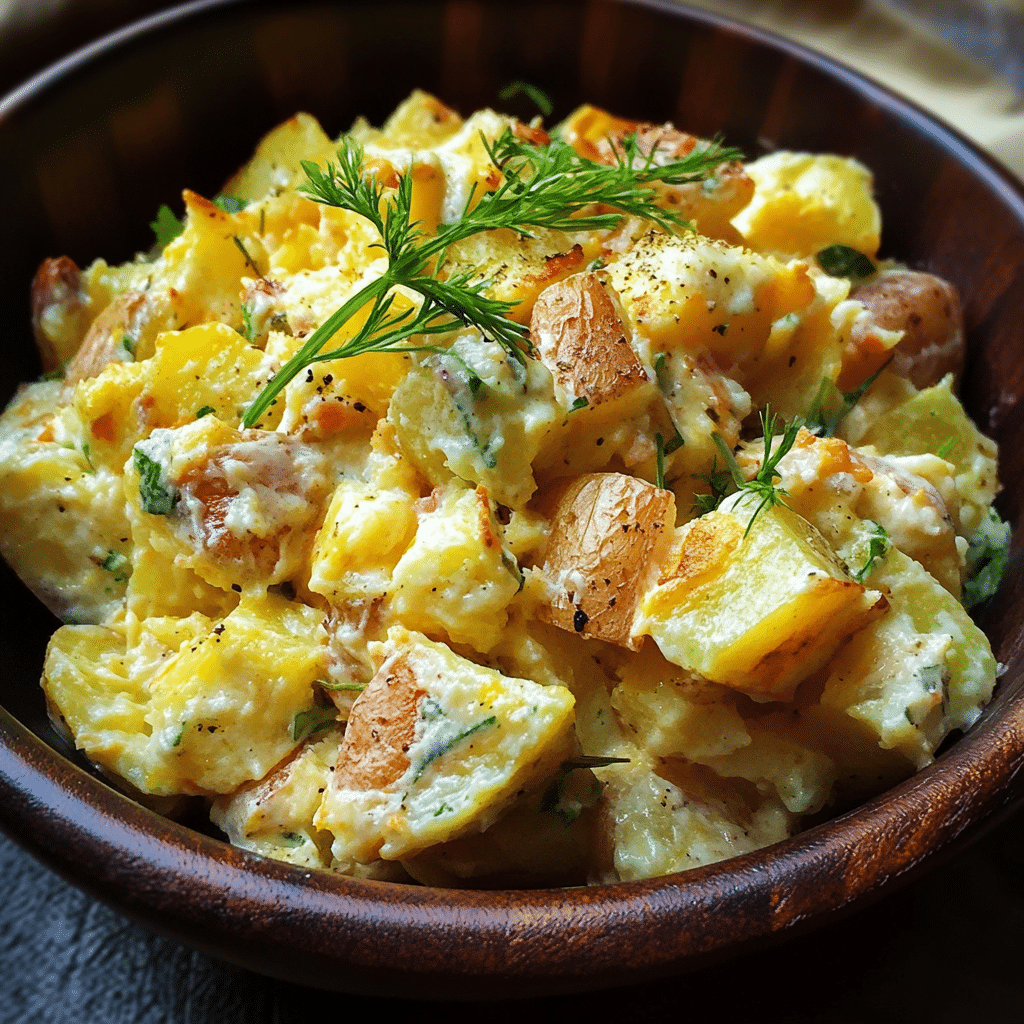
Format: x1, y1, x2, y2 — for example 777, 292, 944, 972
1, 0, 1024, 999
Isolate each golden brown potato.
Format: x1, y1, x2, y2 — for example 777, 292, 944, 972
61, 291, 147, 395
539, 472, 676, 647
334, 654, 425, 791
530, 273, 648, 410
31, 256, 87, 373
844, 269, 965, 391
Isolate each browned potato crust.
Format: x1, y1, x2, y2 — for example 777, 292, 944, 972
334, 654, 425, 791
61, 290, 147, 394
848, 269, 965, 390
31, 255, 86, 372
531, 273, 647, 408
539, 472, 675, 647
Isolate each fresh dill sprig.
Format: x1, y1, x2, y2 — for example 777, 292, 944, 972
242, 127, 741, 428
701, 409, 800, 535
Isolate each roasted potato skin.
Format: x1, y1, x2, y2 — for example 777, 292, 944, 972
849, 269, 965, 390
539, 472, 676, 648
530, 272, 648, 409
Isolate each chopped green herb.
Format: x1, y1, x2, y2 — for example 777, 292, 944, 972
851, 521, 891, 583
708, 408, 800, 535
413, 715, 496, 781
279, 831, 305, 848
151, 204, 185, 247
81, 442, 95, 472
816, 244, 875, 280
214, 195, 247, 213
316, 678, 367, 693
433, 801, 454, 818
561, 755, 631, 769
570, 395, 590, 412
172, 725, 184, 748
101, 550, 131, 582
240, 301, 258, 343
962, 508, 1011, 610
655, 432, 667, 489
291, 707, 337, 743
693, 457, 733, 516
936, 436, 958, 459
232, 235, 261, 276
133, 448, 178, 516
800, 359, 892, 438
195, 405, 215, 419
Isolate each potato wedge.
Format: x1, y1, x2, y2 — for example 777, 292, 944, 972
539, 472, 676, 648
636, 495, 887, 699
531, 272, 650, 416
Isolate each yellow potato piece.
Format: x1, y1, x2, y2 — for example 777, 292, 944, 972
315, 627, 576, 866
732, 151, 881, 259
636, 495, 886, 699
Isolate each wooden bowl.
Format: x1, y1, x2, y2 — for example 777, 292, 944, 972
1, 0, 1023, 1000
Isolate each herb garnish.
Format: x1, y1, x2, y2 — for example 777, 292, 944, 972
850, 521, 891, 583
151, 204, 185, 247
133, 448, 178, 516
241, 128, 740, 428
702, 409, 800, 535
498, 80, 553, 117
800, 358, 892, 438
816, 244, 875, 280
962, 508, 1011, 609
291, 706, 337, 743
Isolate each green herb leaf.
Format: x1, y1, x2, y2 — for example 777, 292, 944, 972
800, 359, 892, 438
962, 507, 1011, 610
936, 436, 958, 459
316, 678, 367, 693
413, 715, 496, 781
214, 195, 247, 213
151, 204, 185, 247
561, 755, 631, 769
195, 405, 215, 419
133, 448, 178, 516
101, 549, 131, 582
850, 521, 891, 583
291, 707, 337, 743
706, 408, 800, 535
242, 129, 740, 428
569, 395, 590, 412
816, 244, 875, 280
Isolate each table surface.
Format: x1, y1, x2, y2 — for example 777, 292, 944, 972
2, 2, 1023, 1021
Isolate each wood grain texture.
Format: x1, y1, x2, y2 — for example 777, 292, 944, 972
1, 0, 1023, 1000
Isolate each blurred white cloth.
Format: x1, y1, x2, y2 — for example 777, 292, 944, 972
683, 0, 1024, 176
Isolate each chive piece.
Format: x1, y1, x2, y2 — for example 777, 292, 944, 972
214, 195, 247, 213
291, 707, 337, 743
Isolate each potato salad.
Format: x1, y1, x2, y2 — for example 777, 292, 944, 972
0, 91, 1007, 887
